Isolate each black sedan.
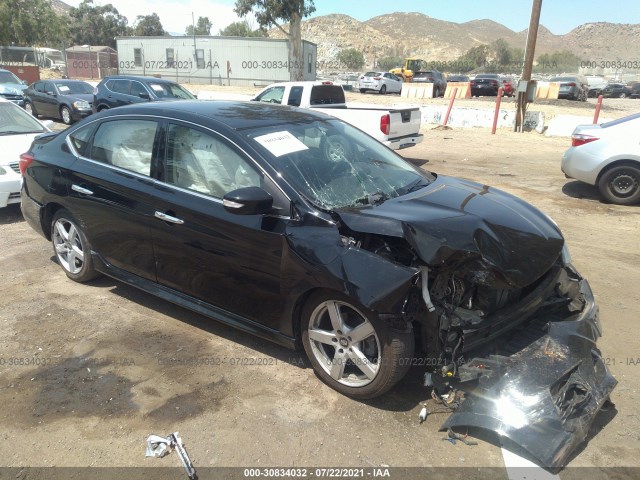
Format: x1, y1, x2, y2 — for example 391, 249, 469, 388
600, 82, 633, 98
19, 101, 615, 467
24, 79, 94, 125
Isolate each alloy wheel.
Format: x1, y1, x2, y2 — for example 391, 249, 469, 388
53, 218, 85, 275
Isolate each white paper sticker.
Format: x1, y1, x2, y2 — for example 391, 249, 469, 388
150, 84, 165, 92
57, 85, 70, 92
253, 131, 308, 157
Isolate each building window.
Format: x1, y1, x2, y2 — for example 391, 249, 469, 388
308, 53, 312, 74
134, 48, 142, 66
196, 49, 205, 69
166, 48, 175, 68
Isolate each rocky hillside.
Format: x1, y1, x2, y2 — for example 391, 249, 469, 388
269, 12, 640, 71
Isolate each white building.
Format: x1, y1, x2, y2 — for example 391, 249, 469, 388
116, 36, 317, 86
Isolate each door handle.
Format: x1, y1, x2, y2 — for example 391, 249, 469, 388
71, 184, 94, 195
155, 211, 184, 225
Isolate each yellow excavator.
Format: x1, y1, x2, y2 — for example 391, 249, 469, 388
389, 58, 429, 82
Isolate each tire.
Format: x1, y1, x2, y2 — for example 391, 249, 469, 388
25, 102, 37, 116
322, 135, 353, 163
434, 87, 440, 98
60, 106, 73, 125
359, 89, 366, 94
619, 92, 627, 99
301, 291, 414, 399
379, 84, 387, 95
51, 209, 100, 282
597, 164, 640, 205
97, 105, 109, 112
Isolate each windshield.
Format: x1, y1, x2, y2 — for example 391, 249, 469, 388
246, 119, 433, 210
0, 102, 47, 134
148, 82, 195, 99
0, 71, 21, 84
55, 82, 93, 94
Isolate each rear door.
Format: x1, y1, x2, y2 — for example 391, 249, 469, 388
107, 79, 131, 108
151, 121, 289, 328
64, 117, 161, 280
42, 82, 59, 117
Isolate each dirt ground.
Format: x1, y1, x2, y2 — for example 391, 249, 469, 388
1, 92, 639, 477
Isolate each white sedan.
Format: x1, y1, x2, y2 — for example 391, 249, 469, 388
357, 72, 403, 94
562, 113, 640, 205
0, 98, 52, 208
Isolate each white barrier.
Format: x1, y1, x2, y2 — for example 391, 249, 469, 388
418, 105, 545, 133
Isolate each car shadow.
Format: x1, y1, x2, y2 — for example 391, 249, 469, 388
561, 180, 603, 201
49, 257, 430, 413
0, 204, 24, 225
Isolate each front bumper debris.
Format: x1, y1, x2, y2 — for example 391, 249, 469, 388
439, 278, 617, 469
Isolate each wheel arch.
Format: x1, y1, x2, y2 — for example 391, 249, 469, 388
42, 202, 66, 240
595, 158, 640, 186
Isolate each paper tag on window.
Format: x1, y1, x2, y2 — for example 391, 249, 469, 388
58, 85, 70, 92
150, 84, 164, 92
253, 131, 308, 157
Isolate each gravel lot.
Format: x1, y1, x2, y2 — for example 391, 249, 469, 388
1, 92, 639, 477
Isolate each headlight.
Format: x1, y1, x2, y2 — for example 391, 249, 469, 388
73, 100, 91, 109
0, 166, 6, 175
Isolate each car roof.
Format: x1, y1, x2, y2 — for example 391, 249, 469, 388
102, 75, 180, 84
93, 100, 335, 130
48, 79, 91, 84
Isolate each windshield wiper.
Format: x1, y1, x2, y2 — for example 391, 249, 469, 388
396, 177, 430, 196
351, 191, 389, 207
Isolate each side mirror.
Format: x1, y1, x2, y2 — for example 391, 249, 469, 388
47, 91, 56, 96
21, 80, 28, 85
223, 186, 273, 215
138, 91, 150, 99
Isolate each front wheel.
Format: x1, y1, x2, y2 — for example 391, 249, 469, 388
25, 102, 37, 116
359, 88, 366, 94
301, 291, 414, 399
598, 164, 640, 205
51, 209, 100, 282
433, 87, 440, 98
619, 92, 627, 99
60, 106, 72, 125
379, 85, 387, 95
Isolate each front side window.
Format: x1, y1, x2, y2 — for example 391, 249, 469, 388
255, 86, 284, 104
164, 124, 262, 198
44, 82, 56, 95
130, 81, 148, 98
88, 119, 158, 175
246, 119, 432, 210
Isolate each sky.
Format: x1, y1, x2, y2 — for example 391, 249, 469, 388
63, 0, 640, 36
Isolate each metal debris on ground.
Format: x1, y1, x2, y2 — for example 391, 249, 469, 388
146, 432, 197, 479
442, 428, 478, 446
418, 404, 429, 423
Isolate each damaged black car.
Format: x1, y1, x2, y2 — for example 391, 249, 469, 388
20, 101, 616, 468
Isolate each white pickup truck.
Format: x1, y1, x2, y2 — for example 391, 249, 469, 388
252, 81, 423, 150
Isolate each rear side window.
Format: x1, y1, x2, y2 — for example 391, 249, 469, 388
288, 86, 303, 107
88, 120, 158, 175
110, 80, 130, 94
309, 85, 345, 105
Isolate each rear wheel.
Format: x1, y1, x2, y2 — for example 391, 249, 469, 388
433, 87, 440, 98
619, 92, 627, 99
301, 291, 414, 399
51, 209, 100, 282
379, 84, 387, 95
598, 164, 640, 205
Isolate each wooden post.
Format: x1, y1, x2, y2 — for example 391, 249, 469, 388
492, 88, 504, 134
443, 87, 458, 126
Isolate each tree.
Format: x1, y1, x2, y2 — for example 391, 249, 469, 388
134, 13, 166, 36
185, 16, 212, 36
219, 20, 264, 37
235, 0, 316, 81
454, 45, 490, 72
535, 51, 581, 74
69, 0, 130, 48
376, 56, 404, 71
336, 48, 364, 70
0, 0, 67, 46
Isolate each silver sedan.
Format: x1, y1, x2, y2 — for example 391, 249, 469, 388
357, 72, 403, 94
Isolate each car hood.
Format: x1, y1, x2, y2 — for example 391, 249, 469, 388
63, 93, 93, 103
335, 175, 564, 288
1, 132, 46, 167
0, 83, 27, 95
